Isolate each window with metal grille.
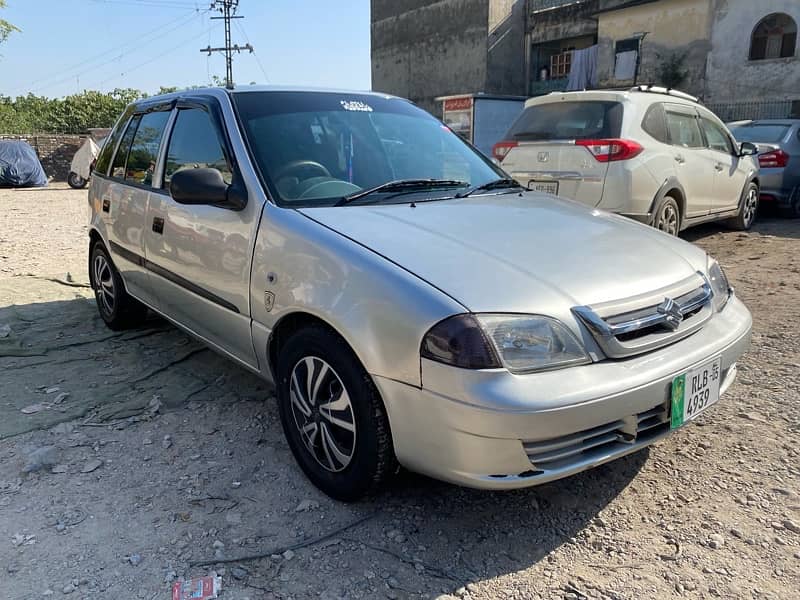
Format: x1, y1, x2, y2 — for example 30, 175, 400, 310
750, 13, 797, 60
550, 51, 572, 78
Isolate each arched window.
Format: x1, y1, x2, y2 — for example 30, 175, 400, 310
750, 13, 797, 60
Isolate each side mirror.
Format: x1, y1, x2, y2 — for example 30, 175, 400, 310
739, 141, 758, 157
169, 168, 246, 210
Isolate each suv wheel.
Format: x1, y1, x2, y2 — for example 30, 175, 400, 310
728, 182, 758, 230
653, 195, 680, 236
89, 242, 148, 330
276, 325, 396, 501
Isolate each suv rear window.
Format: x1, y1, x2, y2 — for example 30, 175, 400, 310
505, 101, 623, 141
728, 124, 790, 143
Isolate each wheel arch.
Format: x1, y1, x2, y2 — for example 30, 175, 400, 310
267, 311, 361, 384
649, 178, 687, 221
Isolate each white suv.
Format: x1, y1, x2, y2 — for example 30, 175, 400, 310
493, 87, 760, 234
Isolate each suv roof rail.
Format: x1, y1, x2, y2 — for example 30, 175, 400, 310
629, 85, 700, 104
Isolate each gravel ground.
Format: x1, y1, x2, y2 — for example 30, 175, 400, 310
1, 185, 798, 600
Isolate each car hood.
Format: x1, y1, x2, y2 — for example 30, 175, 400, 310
298, 193, 708, 313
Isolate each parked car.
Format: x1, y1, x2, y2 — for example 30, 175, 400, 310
727, 119, 800, 217
493, 86, 760, 235
88, 87, 752, 501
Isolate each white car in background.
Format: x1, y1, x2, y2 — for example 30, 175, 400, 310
493, 87, 760, 235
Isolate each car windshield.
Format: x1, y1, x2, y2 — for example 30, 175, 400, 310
506, 101, 623, 141
233, 91, 505, 207
728, 124, 791, 143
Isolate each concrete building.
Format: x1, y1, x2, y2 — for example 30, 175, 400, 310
372, 0, 799, 119
370, 0, 526, 116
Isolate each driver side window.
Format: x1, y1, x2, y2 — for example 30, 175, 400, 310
164, 108, 232, 186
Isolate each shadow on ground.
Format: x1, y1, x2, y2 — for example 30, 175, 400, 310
1, 295, 645, 598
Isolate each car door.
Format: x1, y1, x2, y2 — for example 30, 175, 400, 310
697, 109, 748, 213
664, 105, 714, 218
143, 99, 259, 369
100, 111, 167, 310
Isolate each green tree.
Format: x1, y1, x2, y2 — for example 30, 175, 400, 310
0, 0, 20, 46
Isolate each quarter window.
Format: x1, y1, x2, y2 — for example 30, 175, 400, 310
665, 111, 704, 148
164, 108, 232, 186
95, 112, 131, 176
641, 103, 668, 143
110, 115, 141, 179
700, 117, 734, 154
125, 111, 171, 187
750, 13, 797, 60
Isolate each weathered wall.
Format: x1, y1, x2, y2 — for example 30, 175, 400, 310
527, 0, 599, 45
0, 134, 84, 181
371, 0, 490, 116
596, 0, 712, 96
706, 0, 800, 103
486, 0, 527, 95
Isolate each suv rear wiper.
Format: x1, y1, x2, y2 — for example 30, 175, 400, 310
454, 177, 525, 198
335, 179, 468, 206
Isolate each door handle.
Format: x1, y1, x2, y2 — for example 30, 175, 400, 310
674, 155, 685, 164
152, 217, 164, 235
714, 163, 724, 172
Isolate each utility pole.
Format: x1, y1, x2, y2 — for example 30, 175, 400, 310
200, 0, 253, 89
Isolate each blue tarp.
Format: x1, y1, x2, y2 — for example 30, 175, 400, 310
0, 141, 48, 187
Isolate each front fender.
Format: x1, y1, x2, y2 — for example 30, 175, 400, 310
249, 203, 465, 386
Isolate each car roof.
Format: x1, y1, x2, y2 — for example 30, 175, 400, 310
729, 119, 800, 126
130, 85, 402, 110
523, 88, 700, 109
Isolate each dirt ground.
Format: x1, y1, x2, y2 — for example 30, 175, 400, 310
1, 184, 798, 600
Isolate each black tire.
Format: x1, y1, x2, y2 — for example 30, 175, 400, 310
68, 172, 88, 189
728, 182, 758, 230
276, 324, 397, 501
89, 241, 148, 330
652, 194, 681, 236
779, 187, 800, 219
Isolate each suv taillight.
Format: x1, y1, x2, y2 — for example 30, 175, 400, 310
758, 149, 789, 168
492, 140, 518, 162
576, 139, 644, 162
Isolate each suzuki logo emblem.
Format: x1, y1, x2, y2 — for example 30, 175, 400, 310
656, 298, 683, 331
537, 151, 549, 162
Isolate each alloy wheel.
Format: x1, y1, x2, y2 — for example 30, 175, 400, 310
289, 356, 356, 473
92, 253, 115, 315
657, 203, 679, 235
742, 187, 758, 227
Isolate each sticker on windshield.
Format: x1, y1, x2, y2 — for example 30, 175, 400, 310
340, 100, 373, 112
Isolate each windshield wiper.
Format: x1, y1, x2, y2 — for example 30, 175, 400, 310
454, 177, 525, 198
335, 179, 468, 206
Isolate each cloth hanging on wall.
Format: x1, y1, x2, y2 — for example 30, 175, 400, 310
566, 45, 599, 91
614, 50, 638, 80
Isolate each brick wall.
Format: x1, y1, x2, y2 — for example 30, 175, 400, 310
0, 134, 86, 182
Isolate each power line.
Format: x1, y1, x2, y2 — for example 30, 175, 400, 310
8, 8, 206, 95
201, 0, 252, 89
234, 20, 269, 83
97, 22, 220, 88
89, 0, 201, 9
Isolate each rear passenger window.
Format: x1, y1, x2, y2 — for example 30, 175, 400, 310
665, 111, 704, 148
641, 104, 668, 143
111, 115, 141, 179
164, 108, 232, 186
125, 111, 170, 187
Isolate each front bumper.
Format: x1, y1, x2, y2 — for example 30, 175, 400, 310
375, 296, 752, 490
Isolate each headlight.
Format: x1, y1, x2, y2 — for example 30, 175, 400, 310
421, 314, 590, 373
707, 257, 731, 312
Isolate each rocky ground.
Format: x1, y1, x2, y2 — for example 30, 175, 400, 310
0, 184, 798, 600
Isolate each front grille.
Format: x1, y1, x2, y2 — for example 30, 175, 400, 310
523, 403, 670, 470
572, 272, 714, 359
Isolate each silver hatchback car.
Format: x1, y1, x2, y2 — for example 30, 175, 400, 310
88, 87, 752, 500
